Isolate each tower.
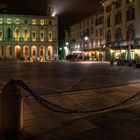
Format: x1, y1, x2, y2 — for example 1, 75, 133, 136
47, 0, 55, 17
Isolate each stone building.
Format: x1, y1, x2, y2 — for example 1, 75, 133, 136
102, 0, 140, 61
0, 2, 58, 61
65, 0, 140, 62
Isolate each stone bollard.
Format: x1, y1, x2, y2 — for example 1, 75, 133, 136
0, 80, 23, 135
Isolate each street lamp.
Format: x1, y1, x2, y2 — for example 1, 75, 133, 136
84, 36, 89, 41
66, 42, 69, 46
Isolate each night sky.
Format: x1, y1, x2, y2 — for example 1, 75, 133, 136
1, 0, 101, 39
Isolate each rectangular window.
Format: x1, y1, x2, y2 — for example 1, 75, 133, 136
40, 31, 44, 41
15, 28, 20, 41
48, 31, 52, 41
16, 29, 19, 37
0, 30, 2, 41
7, 18, 11, 24
24, 28, 28, 41
32, 31, 36, 41
32, 19, 36, 25
40, 19, 44, 25
107, 17, 111, 27
15, 19, 20, 24
0, 18, 2, 24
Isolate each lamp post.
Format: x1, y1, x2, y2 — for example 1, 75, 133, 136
127, 41, 132, 66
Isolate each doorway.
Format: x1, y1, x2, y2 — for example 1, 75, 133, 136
15, 46, 20, 59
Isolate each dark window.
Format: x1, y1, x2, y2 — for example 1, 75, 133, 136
127, 25, 135, 40
115, 11, 122, 24
126, 7, 135, 21
107, 17, 111, 27
106, 30, 111, 44
116, 28, 122, 42
126, 0, 135, 4
115, 0, 122, 9
7, 28, 11, 40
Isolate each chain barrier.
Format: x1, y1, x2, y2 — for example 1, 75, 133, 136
11, 80, 140, 114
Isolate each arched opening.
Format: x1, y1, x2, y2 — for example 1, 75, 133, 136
39, 46, 44, 56
31, 46, 37, 61
6, 46, 12, 58
24, 46, 29, 56
15, 45, 20, 59
0, 46, 3, 57
47, 46, 53, 60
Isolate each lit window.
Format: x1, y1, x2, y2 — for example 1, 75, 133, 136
0, 18, 2, 24
24, 28, 28, 41
15, 19, 20, 24
40, 19, 44, 25
0, 30, 2, 41
32, 31, 36, 41
48, 31, 52, 42
7, 18, 11, 24
40, 31, 44, 41
15, 28, 20, 40
32, 19, 36, 25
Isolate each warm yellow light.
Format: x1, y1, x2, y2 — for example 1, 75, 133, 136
110, 49, 114, 54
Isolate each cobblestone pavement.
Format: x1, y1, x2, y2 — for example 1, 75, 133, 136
0, 83, 140, 140
0, 61, 140, 95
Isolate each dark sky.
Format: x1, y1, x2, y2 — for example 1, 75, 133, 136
1, 0, 101, 38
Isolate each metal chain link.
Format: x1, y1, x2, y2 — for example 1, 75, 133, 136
11, 80, 140, 114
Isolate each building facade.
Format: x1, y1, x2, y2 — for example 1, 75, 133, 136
65, 0, 140, 62
0, 14, 58, 61
102, 0, 140, 61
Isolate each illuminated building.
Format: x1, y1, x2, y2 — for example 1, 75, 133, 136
65, 12, 105, 61
65, 0, 140, 62
0, 2, 58, 61
102, 0, 140, 61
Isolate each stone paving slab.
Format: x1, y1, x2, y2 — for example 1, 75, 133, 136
0, 83, 140, 140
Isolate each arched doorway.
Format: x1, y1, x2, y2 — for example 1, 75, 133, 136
15, 45, 20, 59
47, 46, 53, 60
0, 46, 3, 57
31, 46, 37, 61
23, 46, 29, 61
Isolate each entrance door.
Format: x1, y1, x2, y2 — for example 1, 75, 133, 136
15, 46, 20, 59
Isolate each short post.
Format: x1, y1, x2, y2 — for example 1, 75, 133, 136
0, 80, 23, 135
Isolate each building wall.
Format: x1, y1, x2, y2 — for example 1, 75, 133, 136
0, 14, 58, 61
66, 0, 140, 61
